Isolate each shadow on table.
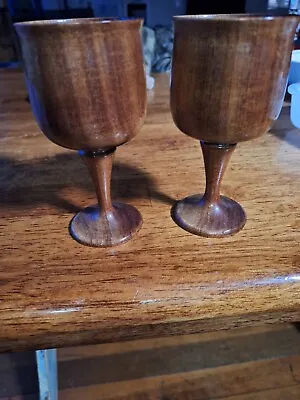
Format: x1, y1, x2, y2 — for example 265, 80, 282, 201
0, 153, 175, 215
271, 106, 300, 150
294, 322, 300, 333
270, 128, 300, 150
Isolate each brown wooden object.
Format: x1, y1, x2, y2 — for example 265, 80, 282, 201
14, 18, 146, 247
0, 71, 299, 352
171, 14, 299, 237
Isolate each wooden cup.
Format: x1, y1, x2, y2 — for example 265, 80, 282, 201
171, 14, 299, 237
15, 18, 146, 247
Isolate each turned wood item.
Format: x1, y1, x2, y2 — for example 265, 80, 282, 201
69, 148, 142, 246
15, 18, 146, 247
0, 71, 300, 351
171, 14, 299, 237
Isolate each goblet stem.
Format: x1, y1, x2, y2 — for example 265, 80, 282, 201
201, 142, 236, 205
69, 148, 142, 247
80, 148, 115, 213
171, 141, 246, 237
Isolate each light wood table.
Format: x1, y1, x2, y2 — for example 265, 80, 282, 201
0, 70, 300, 354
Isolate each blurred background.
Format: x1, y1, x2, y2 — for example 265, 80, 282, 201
0, 0, 299, 70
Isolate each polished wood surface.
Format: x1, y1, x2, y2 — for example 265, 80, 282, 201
1, 324, 300, 398
15, 18, 146, 151
15, 18, 146, 247
171, 15, 299, 144
69, 149, 143, 247
170, 14, 299, 237
171, 142, 246, 237
0, 70, 299, 352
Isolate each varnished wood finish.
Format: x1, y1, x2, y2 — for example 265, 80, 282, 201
1, 324, 300, 398
69, 149, 142, 247
172, 142, 246, 237
15, 18, 146, 247
171, 14, 299, 144
170, 14, 299, 236
0, 71, 299, 352
14, 18, 146, 151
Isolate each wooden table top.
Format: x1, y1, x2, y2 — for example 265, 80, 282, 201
0, 69, 299, 352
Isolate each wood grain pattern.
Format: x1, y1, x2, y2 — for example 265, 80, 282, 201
14, 18, 146, 151
1, 324, 300, 399
58, 324, 300, 399
171, 14, 299, 144
69, 149, 142, 247
171, 142, 247, 237
170, 14, 299, 237
58, 361, 300, 400
14, 18, 146, 247
0, 70, 299, 352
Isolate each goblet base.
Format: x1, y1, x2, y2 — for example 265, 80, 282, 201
69, 202, 142, 247
171, 194, 246, 238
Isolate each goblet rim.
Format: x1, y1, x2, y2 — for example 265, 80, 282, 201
173, 13, 300, 22
14, 17, 143, 28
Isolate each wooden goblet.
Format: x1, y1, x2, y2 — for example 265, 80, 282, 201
15, 18, 146, 247
171, 14, 299, 237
